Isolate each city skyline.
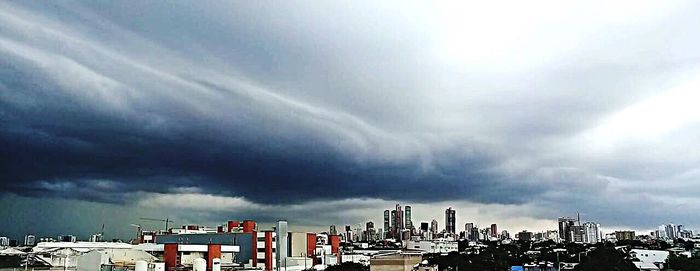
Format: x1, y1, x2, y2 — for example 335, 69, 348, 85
3, 1, 700, 241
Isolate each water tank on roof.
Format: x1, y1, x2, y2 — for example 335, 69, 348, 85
212, 258, 221, 271
135, 260, 147, 271
193, 258, 207, 271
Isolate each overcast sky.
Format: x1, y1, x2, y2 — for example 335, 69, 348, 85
2, 0, 700, 240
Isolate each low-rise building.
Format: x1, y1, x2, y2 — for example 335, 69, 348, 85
370, 252, 423, 271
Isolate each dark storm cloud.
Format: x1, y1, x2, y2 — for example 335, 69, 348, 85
2, 0, 700, 235
0, 41, 504, 204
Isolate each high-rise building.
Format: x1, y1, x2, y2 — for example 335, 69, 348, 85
405, 206, 412, 230
501, 230, 510, 240
276, 220, 288, 268
0, 237, 9, 247
583, 222, 601, 244
330, 225, 337, 235
614, 230, 635, 241
464, 223, 475, 241
390, 210, 397, 238
366, 221, 375, 241
445, 207, 456, 234
517, 231, 533, 241
420, 222, 429, 232
430, 220, 438, 235
24, 235, 36, 246
558, 217, 576, 243
490, 224, 498, 238
89, 234, 103, 242
570, 225, 584, 243
658, 224, 681, 240
395, 204, 404, 232
471, 227, 480, 241
383, 210, 390, 238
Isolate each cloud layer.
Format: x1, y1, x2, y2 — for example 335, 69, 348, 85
2, 1, 700, 239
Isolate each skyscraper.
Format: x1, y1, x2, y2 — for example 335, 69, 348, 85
383, 210, 390, 238
395, 204, 404, 232
390, 210, 397, 238
330, 225, 337, 235
405, 205, 412, 230
430, 219, 438, 235
445, 207, 456, 234
490, 224, 498, 238
571, 225, 584, 243
558, 217, 576, 243
366, 221, 375, 241
582, 222, 601, 244
421, 222, 429, 232
465, 223, 475, 241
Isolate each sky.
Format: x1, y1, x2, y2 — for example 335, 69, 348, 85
2, 0, 700, 240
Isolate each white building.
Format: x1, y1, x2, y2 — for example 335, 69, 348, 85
630, 249, 669, 270
76, 248, 158, 271
582, 222, 601, 244
0, 237, 9, 247
24, 235, 36, 246
405, 240, 458, 254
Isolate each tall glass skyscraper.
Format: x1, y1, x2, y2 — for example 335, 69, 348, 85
405, 205, 412, 230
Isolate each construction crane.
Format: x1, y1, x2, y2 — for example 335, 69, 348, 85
140, 217, 174, 232
129, 224, 142, 243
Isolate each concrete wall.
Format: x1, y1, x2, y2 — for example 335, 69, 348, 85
289, 232, 307, 257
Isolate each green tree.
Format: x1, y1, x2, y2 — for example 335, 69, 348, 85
574, 247, 638, 271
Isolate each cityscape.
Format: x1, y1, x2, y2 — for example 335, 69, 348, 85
1, 203, 699, 270
3, 0, 700, 271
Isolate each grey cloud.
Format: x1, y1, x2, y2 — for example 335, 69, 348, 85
2, 0, 700, 236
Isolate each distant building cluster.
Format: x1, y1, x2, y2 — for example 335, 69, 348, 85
1, 205, 698, 271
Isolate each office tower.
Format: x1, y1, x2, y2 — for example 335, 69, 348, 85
405, 206, 412, 230
383, 210, 390, 238
366, 221, 375, 241
430, 219, 438, 235
276, 220, 288, 268
366, 221, 374, 232
0, 237, 8, 247
583, 222, 601, 244
658, 224, 679, 240
445, 207, 456, 234
570, 225, 584, 243
465, 223, 475, 241
490, 224, 498, 238
470, 227, 479, 242
390, 210, 397, 238
395, 204, 404, 232
558, 217, 576, 242
421, 222, 429, 232
330, 225, 337, 235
